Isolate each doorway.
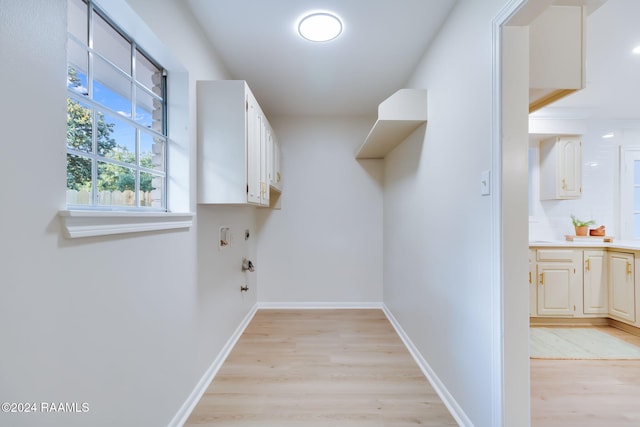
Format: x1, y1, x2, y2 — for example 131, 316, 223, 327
495, 0, 595, 425
497, 1, 640, 425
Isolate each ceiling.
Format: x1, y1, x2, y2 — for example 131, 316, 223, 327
184, 0, 639, 122
534, 0, 640, 121
185, 0, 458, 117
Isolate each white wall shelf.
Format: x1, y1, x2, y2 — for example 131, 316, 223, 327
58, 210, 194, 238
355, 89, 428, 159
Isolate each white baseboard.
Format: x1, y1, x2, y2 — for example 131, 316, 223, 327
168, 303, 258, 427
381, 304, 473, 427
257, 301, 383, 309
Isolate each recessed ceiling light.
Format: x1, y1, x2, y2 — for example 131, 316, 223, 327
298, 12, 343, 42
602, 133, 615, 139
633, 45, 640, 54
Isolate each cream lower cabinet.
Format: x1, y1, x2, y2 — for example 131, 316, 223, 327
608, 251, 636, 323
583, 250, 608, 314
529, 249, 537, 316
535, 249, 582, 317
531, 247, 640, 325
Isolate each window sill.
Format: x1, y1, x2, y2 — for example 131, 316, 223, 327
58, 210, 194, 239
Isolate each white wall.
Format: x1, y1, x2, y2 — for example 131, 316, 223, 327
256, 116, 383, 304
382, 0, 520, 425
0, 1, 257, 426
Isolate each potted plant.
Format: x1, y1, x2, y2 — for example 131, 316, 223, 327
571, 215, 595, 236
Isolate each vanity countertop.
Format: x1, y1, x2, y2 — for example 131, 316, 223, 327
529, 239, 640, 251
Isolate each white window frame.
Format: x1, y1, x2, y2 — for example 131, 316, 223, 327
59, 0, 193, 238
620, 146, 640, 240
66, 0, 168, 211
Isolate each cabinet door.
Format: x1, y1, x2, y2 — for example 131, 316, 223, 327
246, 93, 261, 205
557, 137, 582, 198
540, 136, 582, 200
609, 252, 636, 323
274, 138, 282, 188
259, 120, 269, 206
268, 133, 282, 191
536, 262, 575, 316
529, 250, 537, 316
583, 250, 608, 314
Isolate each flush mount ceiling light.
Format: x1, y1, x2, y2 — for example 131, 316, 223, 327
298, 12, 343, 42
633, 45, 640, 55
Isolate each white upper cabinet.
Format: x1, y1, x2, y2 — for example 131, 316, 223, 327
539, 135, 582, 200
529, 5, 586, 112
197, 80, 280, 207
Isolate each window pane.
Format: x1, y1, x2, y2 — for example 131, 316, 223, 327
140, 131, 165, 172
66, 154, 92, 198
66, 1, 167, 211
141, 172, 164, 208
99, 112, 135, 162
92, 10, 131, 74
94, 56, 132, 117
634, 186, 640, 212
67, 0, 87, 43
67, 41, 88, 96
634, 160, 640, 185
135, 87, 162, 129
634, 214, 640, 239
97, 162, 136, 206
67, 99, 93, 153
136, 50, 161, 92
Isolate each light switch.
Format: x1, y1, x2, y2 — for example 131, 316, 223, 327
480, 170, 491, 196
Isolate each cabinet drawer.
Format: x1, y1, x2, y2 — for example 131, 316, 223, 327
537, 249, 576, 262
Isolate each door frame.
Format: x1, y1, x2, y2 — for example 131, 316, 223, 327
493, 1, 602, 425
492, 1, 537, 425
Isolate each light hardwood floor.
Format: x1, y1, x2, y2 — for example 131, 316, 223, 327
185, 309, 457, 427
531, 326, 640, 427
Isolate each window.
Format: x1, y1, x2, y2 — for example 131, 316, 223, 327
66, 0, 167, 210
620, 147, 640, 239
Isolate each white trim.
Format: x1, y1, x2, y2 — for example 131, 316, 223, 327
58, 210, 194, 238
619, 146, 640, 240
256, 301, 383, 309
168, 304, 258, 427
381, 304, 472, 427
491, 6, 508, 427
494, 2, 532, 426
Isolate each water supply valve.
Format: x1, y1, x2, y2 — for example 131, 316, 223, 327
242, 258, 255, 272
